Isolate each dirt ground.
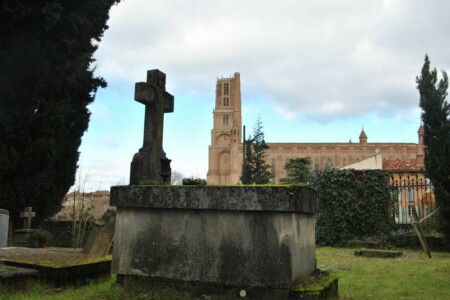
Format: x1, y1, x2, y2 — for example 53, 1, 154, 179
0, 247, 101, 267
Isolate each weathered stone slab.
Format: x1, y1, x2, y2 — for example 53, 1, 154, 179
111, 185, 318, 290
354, 249, 403, 258
82, 209, 116, 257
110, 185, 317, 213
0, 263, 38, 289
0, 263, 38, 279
0, 247, 111, 286
13, 229, 38, 248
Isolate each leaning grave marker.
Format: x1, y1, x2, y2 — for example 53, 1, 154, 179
110, 70, 332, 298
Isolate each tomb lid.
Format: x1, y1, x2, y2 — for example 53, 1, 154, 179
110, 185, 317, 213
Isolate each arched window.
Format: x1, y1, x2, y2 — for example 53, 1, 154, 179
224, 97, 229, 106
224, 83, 229, 95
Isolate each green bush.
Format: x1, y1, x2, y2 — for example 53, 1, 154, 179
311, 169, 395, 246
181, 177, 207, 186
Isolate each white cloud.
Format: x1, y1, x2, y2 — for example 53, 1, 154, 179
81, 0, 450, 190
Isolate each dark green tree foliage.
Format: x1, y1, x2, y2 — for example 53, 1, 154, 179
240, 139, 254, 184
281, 157, 312, 184
240, 117, 273, 184
182, 177, 207, 186
311, 169, 394, 246
0, 0, 120, 228
417, 55, 450, 242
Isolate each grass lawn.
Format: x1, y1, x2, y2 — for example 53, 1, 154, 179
0, 276, 124, 300
1, 247, 449, 299
316, 247, 450, 300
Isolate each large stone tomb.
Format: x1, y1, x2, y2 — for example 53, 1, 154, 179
110, 185, 317, 293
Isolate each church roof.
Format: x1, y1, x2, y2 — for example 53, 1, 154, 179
383, 159, 422, 171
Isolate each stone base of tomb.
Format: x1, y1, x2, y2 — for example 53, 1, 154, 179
117, 273, 339, 300
111, 185, 321, 295
13, 229, 39, 248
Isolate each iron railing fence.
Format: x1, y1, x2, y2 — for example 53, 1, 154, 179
389, 174, 439, 232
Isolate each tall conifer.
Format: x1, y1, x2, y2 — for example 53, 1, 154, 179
240, 117, 273, 184
417, 54, 450, 243
0, 0, 120, 227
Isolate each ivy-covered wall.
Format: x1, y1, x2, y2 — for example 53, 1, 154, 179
311, 169, 395, 246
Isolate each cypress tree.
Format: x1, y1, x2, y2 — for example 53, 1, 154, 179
0, 0, 120, 228
417, 54, 450, 243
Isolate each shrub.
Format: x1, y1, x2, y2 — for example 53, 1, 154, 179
182, 177, 207, 186
311, 169, 395, 246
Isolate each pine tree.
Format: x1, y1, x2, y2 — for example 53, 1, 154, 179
0, 0, 120, 228
240, 117, 273, 184
240, 139, 254, 184
417, 54, 450, 243
281, 157, 312, 184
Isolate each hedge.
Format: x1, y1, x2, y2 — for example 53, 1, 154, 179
311, 169, 395, 246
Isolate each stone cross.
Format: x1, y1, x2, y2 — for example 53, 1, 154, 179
20, 207, 35, 229
130, 70, 174, 185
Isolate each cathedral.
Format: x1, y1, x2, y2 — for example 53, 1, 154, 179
207, 73, 424, 185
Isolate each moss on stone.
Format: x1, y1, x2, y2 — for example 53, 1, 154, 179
5, 255, 112, 269
293, 273, 337, 293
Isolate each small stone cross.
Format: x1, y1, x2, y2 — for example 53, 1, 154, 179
20, 207, 35, 229
130, 70, 174, 185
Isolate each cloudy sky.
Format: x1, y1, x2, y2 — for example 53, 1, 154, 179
76, 0, 450, 191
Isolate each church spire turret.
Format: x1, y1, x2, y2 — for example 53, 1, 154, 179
418, 124, 424, 145
359, 127, 367, 144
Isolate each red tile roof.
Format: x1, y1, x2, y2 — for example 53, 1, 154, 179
383, 159, 422, 171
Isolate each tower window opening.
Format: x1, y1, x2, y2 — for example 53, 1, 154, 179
223, 114, 229, 125
224, 97, 229, 106
224, 83, 229, 95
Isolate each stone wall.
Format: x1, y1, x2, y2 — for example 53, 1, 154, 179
42, 221, 93, 248
111, 185, 317, 290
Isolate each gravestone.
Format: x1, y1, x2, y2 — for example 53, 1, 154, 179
0, 209, 9, 247
14, 207, 38, 248
20, 207, 35, 229
130, 69, 174, 185
82, 208, 116, 257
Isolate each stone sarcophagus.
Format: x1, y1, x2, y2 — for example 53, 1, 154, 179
110, 185, 318, 293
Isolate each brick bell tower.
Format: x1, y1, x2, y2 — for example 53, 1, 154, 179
207, 72, 242, 185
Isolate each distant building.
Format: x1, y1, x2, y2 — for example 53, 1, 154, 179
51, 190, 111, 221
340, 152, 383, 170
207, 73, 425, 185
